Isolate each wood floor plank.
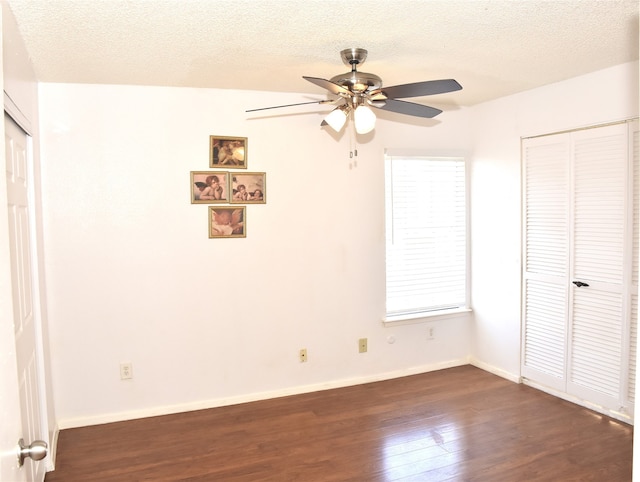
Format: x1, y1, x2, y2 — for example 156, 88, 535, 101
45, 366, 633, 481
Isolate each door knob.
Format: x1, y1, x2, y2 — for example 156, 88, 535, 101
17, 438, 48, 467
572, 281, 590, 287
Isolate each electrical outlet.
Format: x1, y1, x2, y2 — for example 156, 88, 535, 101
299, 348, 307, 363
427, 327, 435, 340
120, 362, 133, 380
359, 338, 368, 353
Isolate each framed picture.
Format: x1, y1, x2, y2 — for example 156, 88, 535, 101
210, 136, 247, 169
230, 172, 266, 204
209, 206, 246, 238
191, 171, 229, 204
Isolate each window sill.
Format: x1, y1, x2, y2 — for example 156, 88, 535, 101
383, 307, 472, 327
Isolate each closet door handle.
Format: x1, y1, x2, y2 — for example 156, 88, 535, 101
572, 281, 589, 287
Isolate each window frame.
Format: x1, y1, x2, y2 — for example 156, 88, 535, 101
383, 149, 472, 326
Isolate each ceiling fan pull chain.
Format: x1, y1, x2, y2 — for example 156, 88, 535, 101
352, 120, 358, 167
348, 121, 358, 167
349, 121, 354, 159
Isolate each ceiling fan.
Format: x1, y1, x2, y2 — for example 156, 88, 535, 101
246, 48, 462, 134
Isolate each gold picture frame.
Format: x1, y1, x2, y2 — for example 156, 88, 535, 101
230, 172, 266, 204
210, 136, 247, 169
191, 171, 230, 204
209, 206, 246, 238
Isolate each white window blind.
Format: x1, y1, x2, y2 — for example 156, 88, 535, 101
385, 154, 467, 318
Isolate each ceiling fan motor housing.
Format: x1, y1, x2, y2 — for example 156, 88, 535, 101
331, 48, 382, 93
330, 71, 383, 93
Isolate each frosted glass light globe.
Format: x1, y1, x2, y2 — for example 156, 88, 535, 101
354, 105, 376, 134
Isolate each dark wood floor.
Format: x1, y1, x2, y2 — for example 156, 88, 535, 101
45, 365, 633, 481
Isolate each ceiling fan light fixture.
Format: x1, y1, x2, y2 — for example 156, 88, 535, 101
325, 105, 349, 132
354, 104, 376, 134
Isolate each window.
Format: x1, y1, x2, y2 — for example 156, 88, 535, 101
384, 151, 468, 322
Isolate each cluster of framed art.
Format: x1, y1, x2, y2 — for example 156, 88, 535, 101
191, 136, 266, 238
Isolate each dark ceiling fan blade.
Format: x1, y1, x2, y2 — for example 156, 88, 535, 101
246, 100, 333, 113
303, 76, 352, 96
381, 79, 462, 99
377, 99, 442, 118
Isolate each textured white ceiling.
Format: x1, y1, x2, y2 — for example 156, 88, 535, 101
5, 0, 639, 108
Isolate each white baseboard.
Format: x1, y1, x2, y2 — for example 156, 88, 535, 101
58, 358, 470, 429
469, 358, 521, 383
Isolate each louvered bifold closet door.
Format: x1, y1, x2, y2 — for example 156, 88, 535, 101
521, 134, 570, 391
567, 123, 631, 411
626, 121, 639, 415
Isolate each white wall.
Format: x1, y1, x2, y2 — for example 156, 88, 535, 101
39, 60, 639, 429
469, 61, 639, 376
38, 84, 474, 427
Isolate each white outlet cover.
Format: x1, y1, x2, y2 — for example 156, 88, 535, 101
120, 362, 133, 379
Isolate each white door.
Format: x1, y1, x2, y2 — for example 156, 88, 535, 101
521, 132, 571, 392
627, 124, 640, 414
0, 113, 47, 482
566, 123, 630, 410
521, 121, 638, 418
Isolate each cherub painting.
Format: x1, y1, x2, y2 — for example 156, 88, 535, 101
209, 207, 245, 238
230, 172, 266, 204
210, 136, 247, 169
190, 171, 229, 204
